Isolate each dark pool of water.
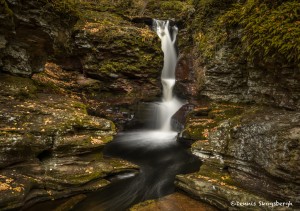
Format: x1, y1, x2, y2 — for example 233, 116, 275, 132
72, 130, 201, 211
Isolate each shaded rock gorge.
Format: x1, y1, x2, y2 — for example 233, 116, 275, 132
70, 18, 201, 210
173, 0, 300, 210
0, 0, 299, 211
0, 74, 138, 210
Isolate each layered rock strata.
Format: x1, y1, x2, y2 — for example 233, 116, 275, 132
176, 103, 299, 210
0, 74, 138, 210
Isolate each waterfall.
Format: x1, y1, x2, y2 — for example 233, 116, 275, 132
153, 19, 184, 131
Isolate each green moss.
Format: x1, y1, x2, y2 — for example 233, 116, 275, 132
72, 102, 87, 113
224, 1, 300, 64
57, 171, 107, 185
0, 74, 37, 98
77, 0, 194, 19
159, 1, 194, 18
183, 120, 216, 140
129, 199, 156, 211
191, 0, 237, 61
183, 103, 245, 140
42, 0, 81, 17
208, 103, 244, 122
0, 0, 13, 16
198, 163, 237, 186
194, 0, 300, 65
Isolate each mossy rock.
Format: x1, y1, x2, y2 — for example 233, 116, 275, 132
182, 103, 245, 140
0, 74, 37, 98
192, 0, 300, 66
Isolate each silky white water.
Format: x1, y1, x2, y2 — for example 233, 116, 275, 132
34, 20, 200, 211
153, 19, 184, 131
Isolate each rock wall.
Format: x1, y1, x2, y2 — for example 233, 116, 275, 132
174, 1, 300, 209
178, 0, 300, 110
177, 103, 299, 209
198, 46, 300, 110
0, 0, 78, 76
0, 0, 197, 209
0, 74, 138, 210
69, 6, 163, 100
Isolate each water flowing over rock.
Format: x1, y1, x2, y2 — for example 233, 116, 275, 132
153, 19, 183, 131
0, 0, 299, 210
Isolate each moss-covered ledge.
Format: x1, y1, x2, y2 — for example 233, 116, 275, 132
0, 74, 138, 210
177, 102, 300, 210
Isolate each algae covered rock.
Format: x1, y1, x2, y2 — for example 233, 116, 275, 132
130, 192, 217, 211
177, 0, 300, 110
72, 8, 163, 96
0, 74, 138, 210
177, 103, 300, 210
175, 167, 273, 211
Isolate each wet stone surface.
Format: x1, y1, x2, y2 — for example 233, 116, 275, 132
176, 102, 300, 210
0, 74, 138, 210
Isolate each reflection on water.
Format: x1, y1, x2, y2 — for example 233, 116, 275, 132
72, 130, 201, 211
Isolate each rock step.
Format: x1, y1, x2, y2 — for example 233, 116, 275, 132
175, 170, 294, 211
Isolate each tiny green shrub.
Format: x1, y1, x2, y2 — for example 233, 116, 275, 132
0, 0, 13, 16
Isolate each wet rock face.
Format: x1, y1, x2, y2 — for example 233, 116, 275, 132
130, 192, 217, 211
199, 47, 300, 110
0, 0, 77, 76
175, 169, 270, 211
176, 1, 300, 110
0, 74, 138, 210
174, 54, 198, 99
175, 1, 300, 209
71, 10, 162, 97
177, 103, 300, 210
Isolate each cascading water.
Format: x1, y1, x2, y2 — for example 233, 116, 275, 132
153, 19, 184, 131
65, 19, 201, 211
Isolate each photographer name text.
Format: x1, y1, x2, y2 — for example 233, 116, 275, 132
230, 200, 293, 208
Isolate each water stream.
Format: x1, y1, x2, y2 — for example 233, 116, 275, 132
72, 20, 200, 210
70, 19, 200, 211
153, 19, 184, 131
